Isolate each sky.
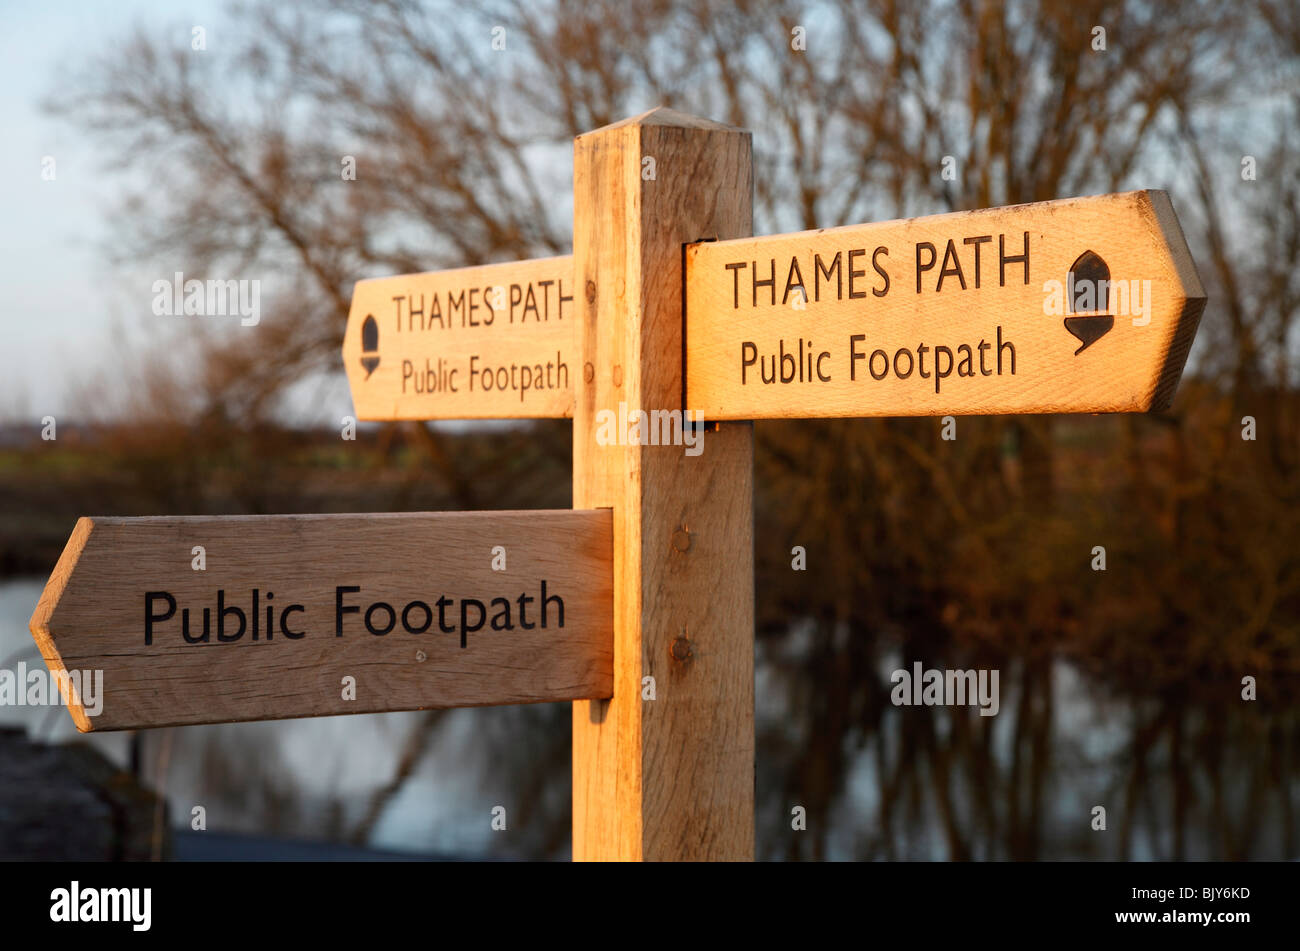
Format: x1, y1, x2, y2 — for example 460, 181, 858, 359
0, 0, 230, 422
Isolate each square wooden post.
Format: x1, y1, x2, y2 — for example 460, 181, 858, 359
571, 108, 755, 861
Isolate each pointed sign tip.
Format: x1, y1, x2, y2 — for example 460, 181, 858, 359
29, 516, 95, 637
1141, 189, 1207, 302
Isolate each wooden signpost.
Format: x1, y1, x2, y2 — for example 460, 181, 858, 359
29, 107, 1206, 861
685, 191, 1204, 419
343, 257, 576, 420
29, 511, 612, 731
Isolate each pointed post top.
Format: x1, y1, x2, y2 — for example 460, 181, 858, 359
577, 106, 748, 138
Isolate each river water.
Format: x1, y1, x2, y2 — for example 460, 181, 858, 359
0, 577, 515, 858
2, 577, 1281, 861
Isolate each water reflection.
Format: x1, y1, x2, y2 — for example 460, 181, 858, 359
4, 578, 1296, 860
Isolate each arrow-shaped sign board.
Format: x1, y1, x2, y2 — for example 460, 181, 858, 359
28, 511, 612, 731
343, 256, 577, 420
685, 191, 1205, 419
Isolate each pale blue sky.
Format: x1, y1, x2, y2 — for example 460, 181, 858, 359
0, 0, 230, 421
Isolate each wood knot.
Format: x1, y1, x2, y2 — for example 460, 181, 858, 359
670, 636, 693, 664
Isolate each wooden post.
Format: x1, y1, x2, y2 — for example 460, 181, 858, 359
571, 108, 755, 860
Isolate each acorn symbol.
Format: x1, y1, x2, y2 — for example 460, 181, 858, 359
1063, 250, 1115, 355
360, 315, 379, 379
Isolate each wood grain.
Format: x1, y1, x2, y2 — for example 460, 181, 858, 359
29, 511, 612, 731
685, 190, 1206, 419
572, 107, 756, 861
343, 256, 576, 420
